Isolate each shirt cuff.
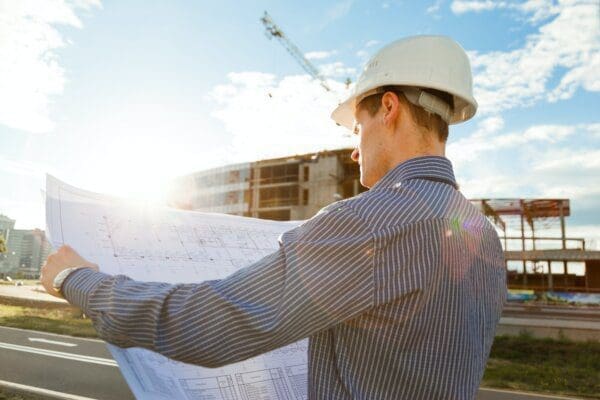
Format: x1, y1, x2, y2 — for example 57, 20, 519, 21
62, 268, 110, 311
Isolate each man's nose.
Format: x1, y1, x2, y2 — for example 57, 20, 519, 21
351, 148, 359, 162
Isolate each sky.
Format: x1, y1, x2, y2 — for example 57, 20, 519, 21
0, 0, 599, 250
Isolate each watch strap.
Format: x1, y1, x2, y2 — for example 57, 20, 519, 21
53, 267, 83, 295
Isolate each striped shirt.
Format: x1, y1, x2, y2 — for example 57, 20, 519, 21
64, 155, 507, 399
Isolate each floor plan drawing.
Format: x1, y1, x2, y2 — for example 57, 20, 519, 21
46, 175, 308, 400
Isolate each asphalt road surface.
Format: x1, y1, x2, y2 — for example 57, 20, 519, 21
0, 326, 584, 400
0, 326, 134, 399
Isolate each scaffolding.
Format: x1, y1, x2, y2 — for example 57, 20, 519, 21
472, 198, 600, 292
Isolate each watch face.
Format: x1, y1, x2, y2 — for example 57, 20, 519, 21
52, 273, 62, 290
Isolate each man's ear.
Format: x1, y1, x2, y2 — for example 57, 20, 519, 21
381, 92, 400, 129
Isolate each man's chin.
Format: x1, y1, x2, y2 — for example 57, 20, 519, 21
359, 175, 372, 189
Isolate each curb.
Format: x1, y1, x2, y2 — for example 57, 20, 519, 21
0, 379, 97, 400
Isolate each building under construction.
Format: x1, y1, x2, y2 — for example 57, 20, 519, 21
168, 148, 367, 221
470, 199, 600, 293
168, 149, 600, 293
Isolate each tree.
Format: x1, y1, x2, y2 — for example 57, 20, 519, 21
0, 233, 6, 254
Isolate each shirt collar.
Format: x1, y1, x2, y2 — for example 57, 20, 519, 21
371, 156, 459, 190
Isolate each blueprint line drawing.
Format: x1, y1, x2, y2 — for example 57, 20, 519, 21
46, 175, 307, 400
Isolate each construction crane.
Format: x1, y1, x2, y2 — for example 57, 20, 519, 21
260, 11, 331, 92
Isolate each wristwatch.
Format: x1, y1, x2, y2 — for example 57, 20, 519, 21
52, 267, 82, 296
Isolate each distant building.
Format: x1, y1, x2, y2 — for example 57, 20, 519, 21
14, 229, 52, 278
0, 214, 52, 278
168, 148, 367, 221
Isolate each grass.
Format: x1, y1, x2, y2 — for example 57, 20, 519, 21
482, 333, 600, 398
0, 387, 59, 400
0, 388, 31, 400
0, 280, 39, 286
0, 303, 97, 338
0, 389, 28, 400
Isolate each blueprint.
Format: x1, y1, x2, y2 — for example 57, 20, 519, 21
45, 175, 308, 400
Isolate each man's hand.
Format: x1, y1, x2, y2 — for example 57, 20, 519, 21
41, 245, 99, 298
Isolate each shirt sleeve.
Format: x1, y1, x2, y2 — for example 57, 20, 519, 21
62, 203, 376, 368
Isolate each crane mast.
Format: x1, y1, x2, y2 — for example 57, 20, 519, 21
260, 11, 331, 92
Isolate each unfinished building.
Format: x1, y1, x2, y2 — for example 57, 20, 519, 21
471, 199, 600, 292
168, 148, 367, 221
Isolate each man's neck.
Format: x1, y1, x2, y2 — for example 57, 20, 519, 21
388, 142, 446, 171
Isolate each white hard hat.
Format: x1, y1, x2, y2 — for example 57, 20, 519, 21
331, 35, 478, 130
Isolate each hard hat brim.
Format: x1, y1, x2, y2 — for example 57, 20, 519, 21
331, 96, 355, 131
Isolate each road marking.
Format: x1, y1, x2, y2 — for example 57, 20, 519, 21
0, 341, 117, 367
29, 337, 78, 347
0, 379, 98, 400
479, 387, 584, 399
0, 325, 104, 343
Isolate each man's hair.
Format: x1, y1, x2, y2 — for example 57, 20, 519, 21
357, 86, 452, 142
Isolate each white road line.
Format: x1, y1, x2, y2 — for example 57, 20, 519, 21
29, 337, 78, 347
0, 341, 117, 367
0, 379, 98, 400
0, 325, 104, 343
479, 387, 584, 399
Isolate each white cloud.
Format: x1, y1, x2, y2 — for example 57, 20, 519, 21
451, 0, 499, 14
0, 0, 101, 133
532, 149, 600, 172
448, 119, 580, 166
365, 40, 380, 48
209, 72, 354, 163
305, 50, 336, 60
548, 51, 600, 101
457, 1, 600, 115
585, 123, 600, 138
477, 115, 505, 134
426, 0, 444, 16
319, 62, 357, 78
518, 0, 561, 23
451, 0, 559, 23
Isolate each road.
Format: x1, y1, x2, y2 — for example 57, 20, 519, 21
502, 303, 600, 321
0, 326, 134, 399
0, 325, 586, 400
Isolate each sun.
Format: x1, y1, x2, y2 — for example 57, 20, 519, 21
81, 132, 179, 206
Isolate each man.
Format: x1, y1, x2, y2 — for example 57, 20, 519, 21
42, 35, 506, 399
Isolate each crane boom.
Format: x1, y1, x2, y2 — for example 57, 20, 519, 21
260, 11, 331, 92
